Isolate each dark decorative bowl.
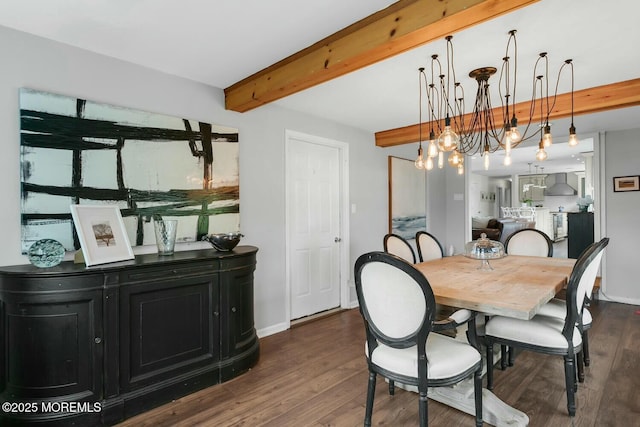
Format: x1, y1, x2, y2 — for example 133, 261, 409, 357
202, 233, 243, 252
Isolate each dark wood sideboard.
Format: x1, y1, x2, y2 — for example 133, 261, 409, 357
0, 246, 259, 426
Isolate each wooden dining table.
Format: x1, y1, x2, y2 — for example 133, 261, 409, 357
414, 254, 576, 320
409, 253, 577, 426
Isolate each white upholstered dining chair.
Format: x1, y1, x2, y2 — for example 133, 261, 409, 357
504, 228, 553, 257
500, 228, 554, 367
383, 233, 416, 264
354, 251, 483, 427
415, 231, 445, 262
536, 237, 609, 381
484, 237, 608, 417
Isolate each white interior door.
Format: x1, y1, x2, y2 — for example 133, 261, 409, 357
286, 133, 342, 320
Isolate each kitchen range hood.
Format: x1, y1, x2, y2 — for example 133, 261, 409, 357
544, 173, 577, 196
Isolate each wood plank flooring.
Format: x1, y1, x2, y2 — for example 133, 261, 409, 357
117, 300, 640, 427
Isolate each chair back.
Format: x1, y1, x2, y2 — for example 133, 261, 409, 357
355, 252, 435, 354
501, 207, 514, 218
504, 228, 553, 257
563, 238, 609, 338
383, 233, 416, 264
517, 207, 537, 221
575, 238, 609, 311
415, 231, 444, 262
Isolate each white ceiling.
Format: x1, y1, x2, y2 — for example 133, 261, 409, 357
1, 0, 638, 176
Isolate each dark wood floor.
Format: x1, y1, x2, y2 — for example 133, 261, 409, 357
117, 300, 640, 427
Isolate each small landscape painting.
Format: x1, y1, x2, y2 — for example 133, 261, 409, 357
388, 156, 427, 240
613, 175, 640, 192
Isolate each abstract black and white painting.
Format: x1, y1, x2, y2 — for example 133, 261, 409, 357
20, 88, 239, 253
388, 156, 427, 240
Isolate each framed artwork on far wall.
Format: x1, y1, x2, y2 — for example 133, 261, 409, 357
70, 205, 135, 266
613, 175, 640, 192
388, 156, 427, 240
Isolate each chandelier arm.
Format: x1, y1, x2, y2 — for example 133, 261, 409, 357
509, 30, 518, 108
443, 36, 459, 121
518, 58, 544, 142
428, 85, 440, 135
431, 55, 443, 128
430, 55, 445, 135
547, 60, 571, 115
499, 57, 509, 124
569, 60, 575, 126
457, 85, 465, 134
485, 87, 505, 147
544, 54, 551, 125
418, 68, 425, 147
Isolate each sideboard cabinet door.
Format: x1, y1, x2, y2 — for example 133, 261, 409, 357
1, 285, 103, 402
219, 256, 259, 381
118, 274, 220, 394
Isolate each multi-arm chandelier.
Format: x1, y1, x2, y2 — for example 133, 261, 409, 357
414, 30, 578, 172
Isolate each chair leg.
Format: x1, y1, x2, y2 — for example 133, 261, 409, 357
365, 372, 376, 427
486, 342, 495, 390
563, 356, 577, 416
500, 345, 508, 370
474, 367, 483, 427
388, 379, 395, 396
577, 351, 585, 383
508, 346, 515, 366
419, 389, 428, 427
583, 330, 591, 366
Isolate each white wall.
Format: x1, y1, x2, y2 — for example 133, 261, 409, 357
2, 24, 635, 339
602, 129, 640, 304
0, 25, 417, 336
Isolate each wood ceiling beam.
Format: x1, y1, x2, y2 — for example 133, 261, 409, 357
375, 78, 640, 147
224, 0, 539, 112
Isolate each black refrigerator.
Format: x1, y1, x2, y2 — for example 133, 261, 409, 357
567, 212, 594, 259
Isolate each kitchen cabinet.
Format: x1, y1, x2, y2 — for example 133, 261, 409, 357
519, 174, 547, 202
0, 246, 259, 426
532, 208, 553, 239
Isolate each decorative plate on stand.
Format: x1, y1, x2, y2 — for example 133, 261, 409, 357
27, 239, 65, 268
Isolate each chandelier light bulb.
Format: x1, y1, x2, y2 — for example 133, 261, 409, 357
568, 125, 579, 147
437, 116, 459, 152
510, 116, 521, 143
542, 125, 552, 147
438, 126, 459, 151
483, 153, 490, 170
427, 139, 438, 157
414, 146, 426, 169
536, 141, 547, 161
457, 162, 464, 175
448, 150, 462, 167
438, 151, 444, 169
504, 134, 512, 154
426, 156, 434, 170
503, 154, 512, 166
568, 133, 578, 147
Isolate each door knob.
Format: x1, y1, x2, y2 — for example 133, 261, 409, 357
334, 237, 342, 242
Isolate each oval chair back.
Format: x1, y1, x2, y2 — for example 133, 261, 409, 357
415, 231, 444, 262
383, 233, 416, 264
504, 228, 553, 257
